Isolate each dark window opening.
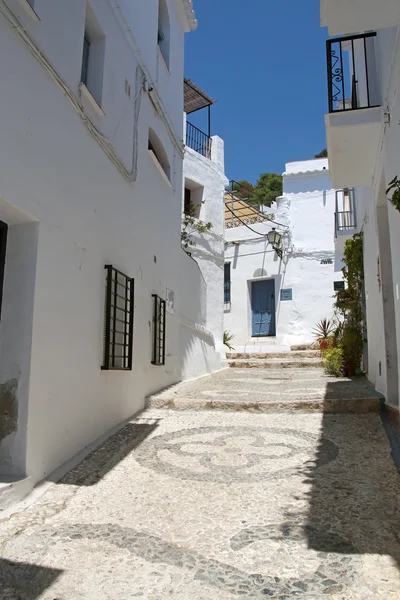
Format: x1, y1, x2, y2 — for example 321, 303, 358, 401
184, 188, 192, 215
102, 265, 134, 371
81, 33, 91, 87
0, 221, 8, 321
224, 263, 231, 304
334, 281, 345, 292
152, 295, 166, 366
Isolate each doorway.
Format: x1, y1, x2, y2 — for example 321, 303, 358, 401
251, 279, 276, 337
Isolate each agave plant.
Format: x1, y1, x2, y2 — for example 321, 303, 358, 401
312, 318, 335, 350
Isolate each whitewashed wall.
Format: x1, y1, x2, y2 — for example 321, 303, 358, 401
183, 130, 227, 370
321, 6, 400, 411
224, 159, 350, 350
0, 0, 223, 500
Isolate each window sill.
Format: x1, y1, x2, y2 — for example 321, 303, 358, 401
16, 0, 40, 22
148, 150, 172, 188
79, 83, 105, 117
157, 46, 171, 75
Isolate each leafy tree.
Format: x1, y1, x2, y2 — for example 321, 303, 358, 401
315, 148, 328, 158
247, 172, 283, 207
231, 180, 254, 200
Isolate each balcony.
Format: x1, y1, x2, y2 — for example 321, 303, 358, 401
186, 121, 212, 159
325, 33, 382, 188
335, 188, 357, 236
321, 0, 400, 37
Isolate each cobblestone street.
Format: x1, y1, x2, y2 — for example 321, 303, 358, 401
1, 373, 400, 599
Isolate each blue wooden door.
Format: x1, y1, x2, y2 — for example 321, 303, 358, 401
251, 279, 276, 336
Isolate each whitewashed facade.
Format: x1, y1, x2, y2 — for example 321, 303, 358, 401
224, 158, 364, 351
182, 114, 227, 376
321, 1, 400, 416
0, 0, 226, 507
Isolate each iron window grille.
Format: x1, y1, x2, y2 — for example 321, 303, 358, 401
0, 221, 8, 321
326, 32, 380, 113
152, 294, 166, 366
224, 263, 231, 304
102, 265, 134, 371
81, 33, 90, 86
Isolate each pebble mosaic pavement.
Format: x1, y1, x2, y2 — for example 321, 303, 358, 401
0, 408, 399, 599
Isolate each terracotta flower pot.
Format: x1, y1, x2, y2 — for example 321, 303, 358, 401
319, 339, 329, 351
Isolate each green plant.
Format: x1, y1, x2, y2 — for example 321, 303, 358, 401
223, 330, 235, 351
322, 346, 344, 376
181, 201, 212, 249
386, 175, 400, 211
334, 232, 364, 376
314, 148, 328, 158
312, 318, 334, 342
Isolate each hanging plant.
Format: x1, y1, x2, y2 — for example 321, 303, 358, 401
386, 175, 400, 211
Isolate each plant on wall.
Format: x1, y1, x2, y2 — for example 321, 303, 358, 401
333, 232, 364, 376
386, 175, 400, 211
181, 201, 212, 250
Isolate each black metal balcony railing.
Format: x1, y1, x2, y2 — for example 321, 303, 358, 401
186, 121, 212, 159
336, 211, 356, 231
327, 32, 380, 113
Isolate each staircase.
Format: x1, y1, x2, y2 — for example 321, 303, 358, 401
226, 349, 323, 369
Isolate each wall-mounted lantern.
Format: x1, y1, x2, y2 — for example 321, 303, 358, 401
267, 228, 283, 259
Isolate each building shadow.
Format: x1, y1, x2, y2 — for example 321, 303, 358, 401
0, 558, 62, 599
55, 420, 159, 487
299, 380, 400, 566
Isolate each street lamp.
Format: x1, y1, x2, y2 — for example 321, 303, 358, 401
267, 228, 283, 259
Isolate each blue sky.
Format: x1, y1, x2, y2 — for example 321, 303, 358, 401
185, 0, 329, 184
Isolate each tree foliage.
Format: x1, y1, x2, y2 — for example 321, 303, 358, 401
231, 173, 283, 208
231, 180, 254, 200
314, 148, 328, 158
248, 173, 283, 207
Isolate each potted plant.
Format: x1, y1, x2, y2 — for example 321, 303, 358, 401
312, 318, 334, 351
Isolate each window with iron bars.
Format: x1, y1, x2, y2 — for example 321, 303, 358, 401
102, 265, 134, 371
152, 294, 166, 366
224, 263, 231, 304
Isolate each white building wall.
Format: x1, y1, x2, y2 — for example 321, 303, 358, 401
0, 0, 222, 497
224, 159, 353, 350
183, 130, 227, 370
321, 5, 400, 412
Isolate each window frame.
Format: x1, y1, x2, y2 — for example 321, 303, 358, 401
0, 221, 8, 322
151, 294, 166, 366
102, 265, 134, 371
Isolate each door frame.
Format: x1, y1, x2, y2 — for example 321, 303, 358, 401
249, 277, 276, 338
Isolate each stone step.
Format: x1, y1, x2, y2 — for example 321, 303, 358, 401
227, 358, 323, 369
290, 344, 315, 351
226, 351, 320, 359
147, 395, 381, 414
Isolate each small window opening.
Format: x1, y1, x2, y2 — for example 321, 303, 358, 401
0, 221, 8, 321
148, 129, 171, 181
152, 295, 166, 366
80, 4, 106, 107
158, 0, 170, 68
224, 263, 231, 304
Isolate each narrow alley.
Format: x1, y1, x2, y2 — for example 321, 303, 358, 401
1, 361, 399, 599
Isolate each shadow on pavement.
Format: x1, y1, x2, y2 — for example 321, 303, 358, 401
56, 420, 159, 486
302, 380, 400, 566
0, 558, 62, 599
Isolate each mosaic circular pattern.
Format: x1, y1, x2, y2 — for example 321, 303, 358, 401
134, 426, 339, 483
